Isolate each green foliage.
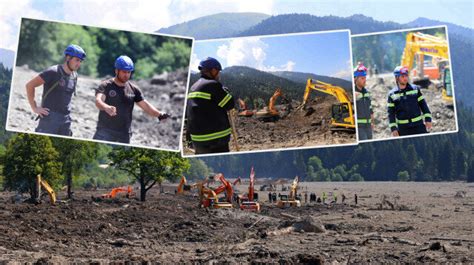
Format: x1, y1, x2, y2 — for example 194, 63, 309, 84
186, 158, 211, 181
349, 173, 364, 182
397, 171, 410, 181
16, 18, 192, 79
3, 134, 62, 197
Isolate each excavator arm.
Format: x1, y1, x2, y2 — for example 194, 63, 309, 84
37, 174, 56, 205
177, 176, 187, 193
268, 88, 282, 115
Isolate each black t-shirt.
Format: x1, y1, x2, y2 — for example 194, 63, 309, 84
95, 79, 144, 133
39, 64, 77, 114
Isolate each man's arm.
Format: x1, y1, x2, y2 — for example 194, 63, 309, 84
136, 100, 162, 117
387, 94, 399, 136
26, 75, 49, 117
212, 84, 235, 111
95, 93, 117, 116
417, 89, 432, 130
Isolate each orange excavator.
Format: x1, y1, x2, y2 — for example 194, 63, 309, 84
237, 98, 255, 117
198, 173, 234, 209
176, 176, 193, 194
101, 186, 134, 199
255, 88, 284, 122
239, 167, 261, 212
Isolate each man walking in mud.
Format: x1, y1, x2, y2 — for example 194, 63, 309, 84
26, 44, 86, 136
93, 55, 169, 144
387, 66, 432, 136
354, 64, 374, 140
186, 57, 235, 154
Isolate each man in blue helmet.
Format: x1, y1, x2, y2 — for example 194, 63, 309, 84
26, 44, 86, 136
186, 57, 235, 154
354, 64, 374, 140
387, 66, 432, 137
93, 55, 169, 144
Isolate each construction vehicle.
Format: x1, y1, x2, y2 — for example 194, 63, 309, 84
197, 174, 234, 209
239, 167, 261, 212
255, 88, 283, 122
36, 174, 56, 205
298, 79, 355, 132
237, 98, 255, 117
101, 186, 134, 199
276, 176, 301, 208
176, 176, 193, 194
401, 32, 453, 106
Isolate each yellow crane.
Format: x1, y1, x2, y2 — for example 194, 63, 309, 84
276, 176, 301, 208
298, 79, 355, 132
401, 32, 453, 106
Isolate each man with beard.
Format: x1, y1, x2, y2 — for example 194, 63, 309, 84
354, 64, 374, 140
387, 66, 432, 136
26, 44, 86, 135
93, 55, 169, 144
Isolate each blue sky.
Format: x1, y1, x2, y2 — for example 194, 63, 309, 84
0, 0, 472, 50
192, 31, 352, 80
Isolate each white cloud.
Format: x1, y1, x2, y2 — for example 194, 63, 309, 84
190, 53, 200, 73
332, 68, 352, 80
216, 38, 268, 69
263, 60, 296, 72
0, 0, 49, 50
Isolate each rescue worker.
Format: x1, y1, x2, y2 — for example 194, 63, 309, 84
354, 64, 374, 140
26, 44, 86, 136
93, 55, 169, 144
388, 66, 432, 136
186, 57, 235, 154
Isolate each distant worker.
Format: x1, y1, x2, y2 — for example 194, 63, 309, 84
388, 66, 432, 136
26, 44, 86, 136
304, 192, 308, 204
342, 193, 346, 204
373, 64, 378, 75
268, 192, 272, 203
93, 55, 169, 143
186, 57, 235, 154
354, 64, 374, 140
333, 193, 338, 203
322, 192, 327, 204
354, 194, 358, 205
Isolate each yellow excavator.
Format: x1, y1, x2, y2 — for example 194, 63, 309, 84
298, 79, 355, 132
255, 88, 284, 122
276, 176, 301, 208
36, 174, 56, 205
401, 32, 453, 106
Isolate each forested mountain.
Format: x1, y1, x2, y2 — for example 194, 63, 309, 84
190, 66, 350, 108
158, 12, 270, 39
0, 49, 14, 69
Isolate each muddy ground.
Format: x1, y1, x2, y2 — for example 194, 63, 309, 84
0, 181, 472, 263
183, 96, 357, 155
7, 66, 188, 150
365, 73, 457, 140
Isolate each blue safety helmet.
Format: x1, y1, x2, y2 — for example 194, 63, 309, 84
394, 66, 409, 77
198, 57, 222, 71
115, 55, 134, 71
354, 64, 367, 77
64, 44, 86, 60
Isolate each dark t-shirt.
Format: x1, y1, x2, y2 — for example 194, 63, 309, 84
39, 64, 77, 114
95, 79, 144, 133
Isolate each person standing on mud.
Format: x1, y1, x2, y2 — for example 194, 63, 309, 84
388, 66, 432, 136
93, 55, 169, 143
26, 44, 86, 136
186, 57, 235, 154
354, 64, 374, 140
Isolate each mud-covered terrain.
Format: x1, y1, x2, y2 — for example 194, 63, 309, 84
365, 73, 457, 140
7, 66, 188, 150
183, 96, 356, 155
0, 182, 472, 263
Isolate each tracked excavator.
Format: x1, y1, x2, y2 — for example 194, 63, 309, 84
276, 176, 301, 208
255, 88, 284, 122
401, 32, 453, 106
36, 174, 56, 205
101, 186, 134, 199
239, 167, 261, 212
298, 79, 355, 132
197, 174, 234, 209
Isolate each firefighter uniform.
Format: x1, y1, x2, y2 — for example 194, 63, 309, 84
387, 84, 432, 136
355, 87, 373, 140
186, 75, 235, 154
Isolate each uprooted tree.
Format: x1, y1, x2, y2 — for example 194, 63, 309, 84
109, 147, 189, 201
2, 134, 62, 202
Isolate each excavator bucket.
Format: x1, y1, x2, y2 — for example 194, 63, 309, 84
413, 77, 431, 88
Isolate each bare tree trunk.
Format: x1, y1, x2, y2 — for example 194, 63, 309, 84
140, 176, 147, 202
34, 174, 41, 204
67, 170, 73, 199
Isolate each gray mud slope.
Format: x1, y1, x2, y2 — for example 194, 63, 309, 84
7, 66, 188, 150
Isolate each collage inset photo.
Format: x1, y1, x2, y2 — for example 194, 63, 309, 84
6, 18, 193, 151
182, 30, 356, 156
352, 26, 457, 142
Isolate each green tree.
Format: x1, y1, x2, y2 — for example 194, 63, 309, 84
51, 138, 99, 199
186, 158, 211, 180
349, 173, 364, 182
397, 171, 410, 181
109, 147, 189, 201
3, 134, 62, 201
